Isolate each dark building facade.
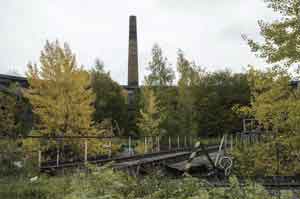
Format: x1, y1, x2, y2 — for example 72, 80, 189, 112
0, 74, 28, 94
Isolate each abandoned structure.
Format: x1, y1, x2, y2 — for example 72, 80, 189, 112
128, 15, 139, 88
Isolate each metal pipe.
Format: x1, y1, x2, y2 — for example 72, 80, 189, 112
128, 136, 132, 156
38, 150, 42, 169
215, 135, 225, 166
56, 147, 59, 167
108, 140, 112, 158
157, 136, 160, 152
84, 139, 88, 163
144, 137, 147, 154
150, 136, 153, 152
230, 134, 233, 151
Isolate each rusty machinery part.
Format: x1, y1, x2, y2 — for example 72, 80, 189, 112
184, 136, 233, 177
184, 141, 201, 175
217, 156, 233, 177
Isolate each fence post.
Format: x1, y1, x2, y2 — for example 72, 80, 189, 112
168, 136, 171, 151
108, 139, 112, 158
150, 136, 153, 152
38, 149, 42, 169
84, 139, 88, 164
157, 136, 160, 152
184, 136, 187, 148
155, 136, 158, 152
224, 134, 227, 154
144, 137, 148, 154
230, 134, 233, 151
56, 147, 60, 167
128, 136, 132, 156
247, 135, 249, 145
192, 136, 194, 148
177, 136, 180, 150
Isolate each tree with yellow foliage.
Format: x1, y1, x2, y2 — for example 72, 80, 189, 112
138, 87, 165, 136
25, 41, 95, 137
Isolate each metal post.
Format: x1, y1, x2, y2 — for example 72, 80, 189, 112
144, 137, 148, 154
184, 136, 187, 148
157, 136, 160, 152
192, 137, 194, 147
168, 136, 171, 151
230, 134, 233, 151
243, 119, 246, 132
108, 140, 112, 158
215, 135, 225, 166
38, 150, 42, 169
156, 136, 158, 152
177, 136, 180, 149
150, 136, 153, 152
128, 136, 132, 156
84, 139, 88, 163
224, 134, 227, 154
56, 147, 60, 167
247, 135, 250, 145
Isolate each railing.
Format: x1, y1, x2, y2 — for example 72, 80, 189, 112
3, 133, 259, 173
1, 135, 214, 170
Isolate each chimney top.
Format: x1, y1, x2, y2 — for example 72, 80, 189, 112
128, 15, 138, 87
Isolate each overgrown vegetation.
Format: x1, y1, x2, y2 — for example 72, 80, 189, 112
232, 0, 300, 176
0, 83, 32, 137
0, 166, 294, 199
2, 0, 300, 197
90, 59, 128, 135
138, 45, 250, 138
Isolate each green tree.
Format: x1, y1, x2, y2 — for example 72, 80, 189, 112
240, 0, 300, 135
138, 87, 165, 136
176, 49, 203, 136
243, 0, 300, 68
233, 0, 300, 176
141, 44, 176, 136
25, 40, 95, 137
0, 83, 34, 176
145, 44, 175, 86
244, 65, 293, 134
90, 59, 128, 135
175, 50, 250, 137
201, 70, 250, 136
0, 83, 32, 137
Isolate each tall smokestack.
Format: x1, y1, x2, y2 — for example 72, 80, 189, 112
128, 15, 139, 87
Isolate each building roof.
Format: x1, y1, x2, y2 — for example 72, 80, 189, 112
0, 74, 28, 87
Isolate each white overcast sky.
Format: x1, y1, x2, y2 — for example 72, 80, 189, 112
0, 0, 278, 85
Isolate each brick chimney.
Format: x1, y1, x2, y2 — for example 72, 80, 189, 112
128, 15, 139, 87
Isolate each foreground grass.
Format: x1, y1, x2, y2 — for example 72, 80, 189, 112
0, 165, 296, 199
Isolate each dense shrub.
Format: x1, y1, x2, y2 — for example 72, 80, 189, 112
232, 135, 300, 176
